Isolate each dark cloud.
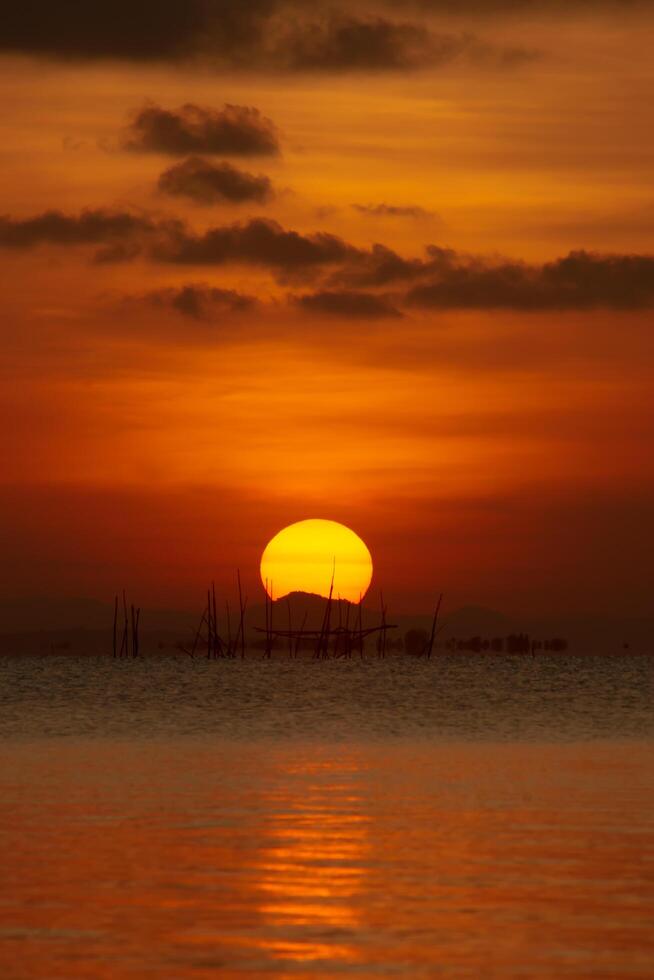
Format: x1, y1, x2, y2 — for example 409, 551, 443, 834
277, 16, 435, 70
327, 243, 425, 288
0, 1, 541, 72
0, 0, 273, 62
294, 289, 402, 318
157, 156, 273, 204
353, 202, 439, 219
0, 208, 364, 277
405, 248, 654, 310
155, 217, 364, 272
327, 241, 654, 310
146, 284, 257, 320
412, 0, 648, 14
276, 16, 538, 71
0, 209, 157, 247
4, 205, 652, 311
124, 103, 280, 157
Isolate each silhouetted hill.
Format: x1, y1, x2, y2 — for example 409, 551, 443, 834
251, 591, 385, 632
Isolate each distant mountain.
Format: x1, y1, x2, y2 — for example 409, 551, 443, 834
254, 591, 384, 632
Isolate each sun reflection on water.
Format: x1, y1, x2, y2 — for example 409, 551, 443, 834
252, 757, 370, 966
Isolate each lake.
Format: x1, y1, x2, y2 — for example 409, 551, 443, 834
1, 654, 653, 977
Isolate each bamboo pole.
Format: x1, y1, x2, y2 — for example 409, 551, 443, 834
190, 609, 207, 658
286, 597, 293, 658
225, 600, 232, 658
112, 595, 118, 658
120, 590, 129, 658
358, 593, 364, 659
425, 593, 443, 659
134, 607, 140, 658
207, 588, 212, 659
212, 582, 219, 658
344, 600, 351, 658
322, 568, 335, 658
316, 588, 328, 658
263, 578, 268, 659
241, 597, 248, 658
237, 569, 246, 660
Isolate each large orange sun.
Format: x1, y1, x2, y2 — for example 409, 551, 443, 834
260, 519, 373, 603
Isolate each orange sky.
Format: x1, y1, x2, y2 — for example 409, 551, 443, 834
1, 1, 653, 615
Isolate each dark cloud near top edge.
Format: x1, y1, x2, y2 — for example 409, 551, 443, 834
124, 104, 280, 157
275, 17, 539, 71
405, 0, 652, 14
0, 0, 273, 62
276, 16, 434, 71
0, 1, 542, 71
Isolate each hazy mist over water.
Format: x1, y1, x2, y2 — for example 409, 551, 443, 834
1, 655, 653, 978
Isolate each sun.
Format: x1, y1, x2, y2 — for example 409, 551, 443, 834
260, 519, 373, 603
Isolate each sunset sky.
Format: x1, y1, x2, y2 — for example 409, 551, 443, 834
1, 0, 653, 615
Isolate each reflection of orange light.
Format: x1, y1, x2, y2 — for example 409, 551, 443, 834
253, 756, 370, 965
260, 518, 373, 602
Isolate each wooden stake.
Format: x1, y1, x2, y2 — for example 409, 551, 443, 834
207, 588, 212, 660
134, 607, 140, 658
237, 569, 246, 660
120, 590, 129, 658
425, 593, 443, 659
112, 595, 118, 658
286, 597, 293, 658
321, 566, 335, 658
212, 582, 219, 658
344, 600, 351, 658
358, 593, 364, 659
225, 600, 232, 657
190, 608, 207, 658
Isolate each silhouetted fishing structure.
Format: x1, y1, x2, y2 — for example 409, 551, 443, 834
108, 581, 449, 661
99, 587, 573, 661
253, 578, 400, 659
180, 574, 248, 659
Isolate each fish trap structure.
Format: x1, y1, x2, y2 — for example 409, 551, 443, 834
181, 574, 248, 660
252, 581, 441, 660
114, 575, 444, 662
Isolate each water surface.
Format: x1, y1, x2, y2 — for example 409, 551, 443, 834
1, 655, 652, 977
